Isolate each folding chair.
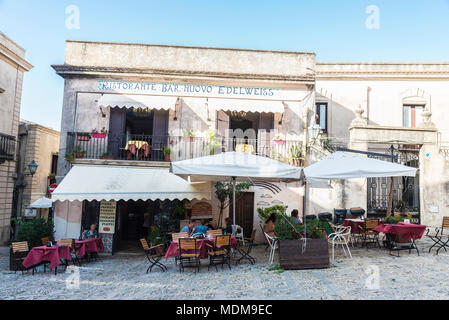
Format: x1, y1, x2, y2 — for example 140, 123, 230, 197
140, 238, 167, 273
11, 241, 36, 275
178, 238, 201, 273
171, 232, 188, 266
357, 219, 381, 249
235, 229, 256, 265
427, 217, 449, 255
206, 235, 231, 271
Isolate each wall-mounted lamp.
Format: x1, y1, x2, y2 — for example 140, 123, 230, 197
99, 106, 106, 118
0, 88, 5, 94
174, 97, 180, 121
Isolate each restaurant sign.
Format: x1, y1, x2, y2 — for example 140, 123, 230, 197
97, 80, 305, 101
99, 200, 116, 234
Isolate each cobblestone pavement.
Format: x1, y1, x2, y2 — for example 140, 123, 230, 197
1, 238, 449, 300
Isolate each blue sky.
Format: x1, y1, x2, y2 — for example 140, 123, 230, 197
1, 0, 448, 130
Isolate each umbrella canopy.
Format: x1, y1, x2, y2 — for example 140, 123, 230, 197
170, 152, 303, 182
29, 197, 53, 209
304, 151, 417, 181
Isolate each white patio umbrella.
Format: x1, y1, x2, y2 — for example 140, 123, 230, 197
303, 151, 418, 218
29, 197, 53, 209
170, 152, 303, 226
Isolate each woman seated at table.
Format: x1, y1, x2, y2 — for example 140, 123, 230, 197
82, 223, 99, 239
192, 219, 209, 236
264, 214, 276, 238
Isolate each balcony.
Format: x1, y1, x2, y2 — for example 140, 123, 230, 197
0, 133, 16, 163
65, 132, 303, 166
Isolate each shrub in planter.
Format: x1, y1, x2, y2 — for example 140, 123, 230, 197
15, 218, 55, 248
91, 127, 108, 138
162, 146, 172, 162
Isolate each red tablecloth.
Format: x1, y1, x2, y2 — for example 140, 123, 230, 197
22, 245, 71, 269
165, 236, 238, 261
373, 222, 426, 242
75, 238, 104, 257
343, 219, 365, 234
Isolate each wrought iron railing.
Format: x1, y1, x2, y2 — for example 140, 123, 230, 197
0, 133, 16, 162
65, 132, 303, 165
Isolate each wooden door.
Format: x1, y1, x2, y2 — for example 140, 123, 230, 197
230, 192, 254, 238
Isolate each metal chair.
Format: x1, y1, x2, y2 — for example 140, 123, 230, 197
235, 229, 256, 265
140, 238, 167, 273
178, 238, 201, 273
427, 217, 449, 255
206, 235, 232, 271
357, 219, 381, 249
261, 224, 278, 264
232, 225, 244, 245
57, 238, 81, 267
328, 226, 352, 262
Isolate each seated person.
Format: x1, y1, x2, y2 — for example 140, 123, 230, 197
223, 217, 233, 235
291, 209, 302, 224
82, 223, 99, 239
204, 220, 213, 230
192, 219, 209, 235
264, 214, 276, 238
180, 220, 195, 235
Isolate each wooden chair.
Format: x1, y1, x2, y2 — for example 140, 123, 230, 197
427, 216, 449, 254
11, 241, 36, 274
172, 232, 189, 241
206, 235, 231, 271
358, 219, 381, 249
139, 238, 167, 273
57, 238, 81, 267
206, 229, 223, 237
178, 238, 201, 273
235, 229, 256, 265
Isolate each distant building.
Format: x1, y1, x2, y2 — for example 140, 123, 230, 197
0, 32, 33, 245
13, 120, 60, 221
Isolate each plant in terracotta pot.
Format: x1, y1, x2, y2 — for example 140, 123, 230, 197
72, 145, 86, 159
289, 145, 303, 167
77, 132, 91, 141
48, 173, 56, 184
162, 146, 172, 162
182, 129, 195, 142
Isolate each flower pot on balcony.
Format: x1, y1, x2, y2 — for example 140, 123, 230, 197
164, 154, 171, 162
92, 133, 107, 139
75, 153, 85, 159
290, 158, 302, 167
183, 136, 195, 142
273, 139, 286, 145
77, 135, 91, 141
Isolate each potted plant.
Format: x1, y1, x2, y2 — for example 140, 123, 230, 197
258, 205, 329, 270
72, 145, 86, 159
48, 173, 56, 184
100, 152, 114, 160
182, 129, 195, 142
289, 145, 304, 167
162, 146, 172, 162
273, 135, 286, 145
77, 132, 91, 141
91, 127, 108, 138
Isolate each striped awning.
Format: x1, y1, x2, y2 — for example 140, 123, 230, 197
207, 98, 285, 113
97, 94, 178, 110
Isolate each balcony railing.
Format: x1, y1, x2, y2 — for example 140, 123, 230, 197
0, 133, 16, 162
66, 132, 303, 166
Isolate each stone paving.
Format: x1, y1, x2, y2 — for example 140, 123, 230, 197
1, 238, 449, 300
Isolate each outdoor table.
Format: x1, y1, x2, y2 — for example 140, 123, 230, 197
75, 238, 104, 258
164, 236, 238, 261
343, 219, 364, 234
373, 222, 426, 256
22, 245, 71, 270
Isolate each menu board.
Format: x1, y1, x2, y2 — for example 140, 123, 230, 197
99, 200, 116, 234
191, 201, 212, 218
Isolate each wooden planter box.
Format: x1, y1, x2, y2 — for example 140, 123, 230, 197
279, 239, 329, 270
10, 249, 28, 271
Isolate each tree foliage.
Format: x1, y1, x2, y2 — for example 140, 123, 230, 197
15, 218, 55, 248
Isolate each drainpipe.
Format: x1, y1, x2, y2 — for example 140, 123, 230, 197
366, 86, 371, 124
16, 123, 30, 218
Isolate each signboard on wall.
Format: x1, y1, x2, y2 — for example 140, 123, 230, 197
99, 200, 116, 234
191, 201, 212, 218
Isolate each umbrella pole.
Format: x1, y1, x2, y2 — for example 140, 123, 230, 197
232, 177, 236, 230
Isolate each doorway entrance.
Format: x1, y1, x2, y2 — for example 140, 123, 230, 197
230, 192, 254, 238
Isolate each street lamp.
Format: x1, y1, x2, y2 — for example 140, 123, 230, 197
311, 123, 321, 142
27, 160, 38, 176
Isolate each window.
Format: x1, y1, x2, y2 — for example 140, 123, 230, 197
403, 105, 424, 128
315, 102, 328, 132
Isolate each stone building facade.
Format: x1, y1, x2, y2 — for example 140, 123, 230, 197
51, 40, 449, 250
13, 120, 60, 219
0, 32, 32, 245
